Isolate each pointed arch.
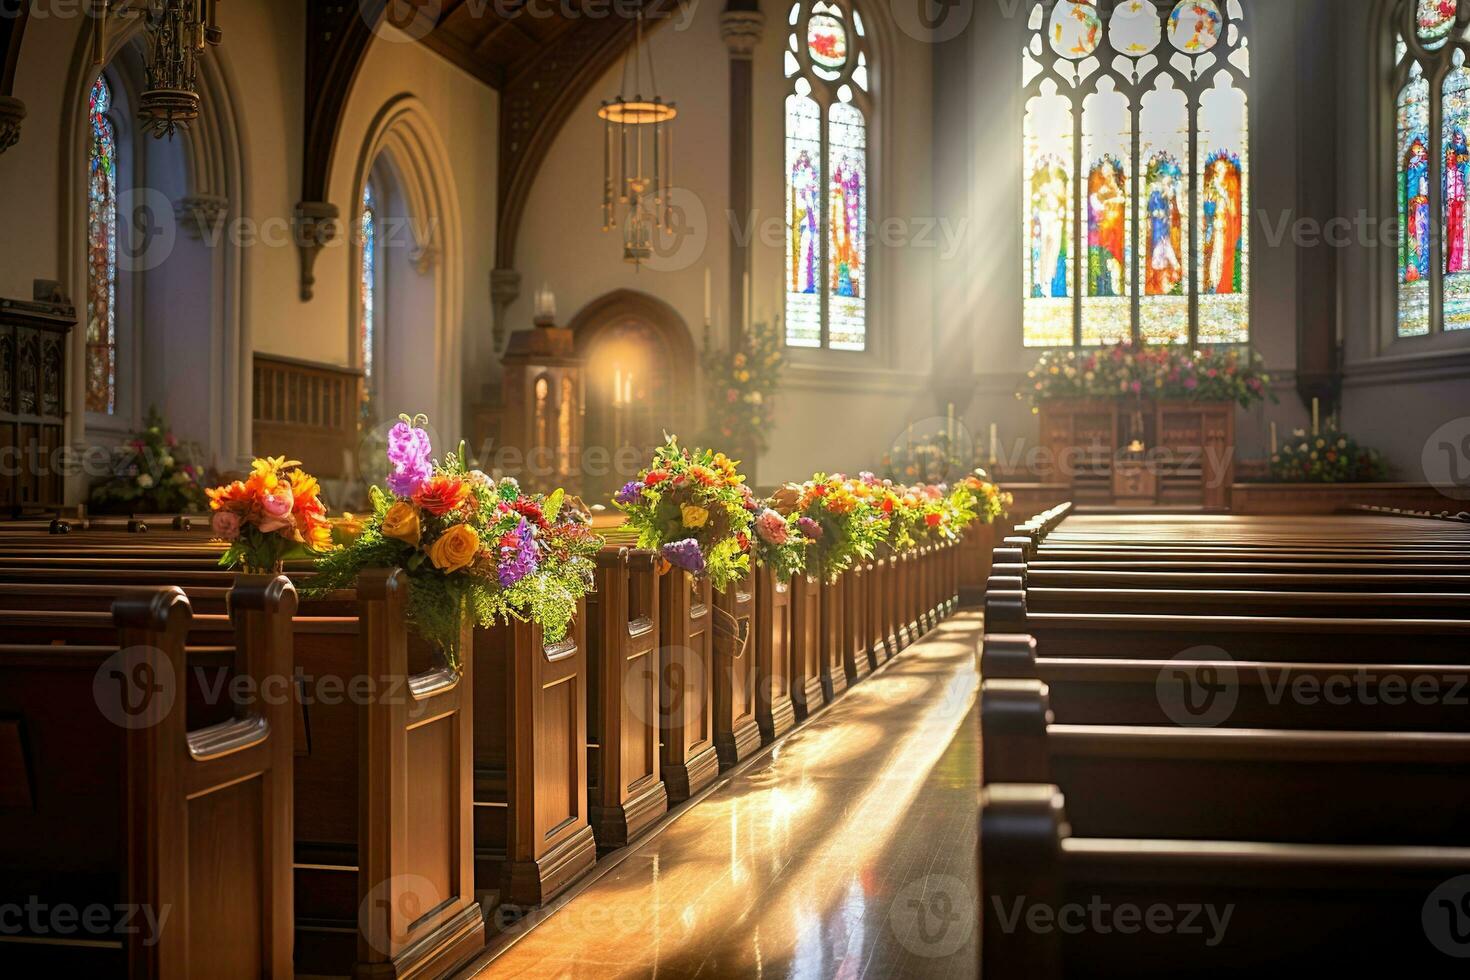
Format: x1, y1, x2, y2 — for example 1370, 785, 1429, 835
57, 9, 251, 485
348, 94, 465, 439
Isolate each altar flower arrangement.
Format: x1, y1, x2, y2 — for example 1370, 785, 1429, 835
1270, 428, 1390, 484
701, 319, 785, 453
88, 406, 210, 514
776, 474, 884, 582
614, 435, 755, 592
206, 456, 334, 572
308, 415, 601, 660
1021, 341, 1272, 410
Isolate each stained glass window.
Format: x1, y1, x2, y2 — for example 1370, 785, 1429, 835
1022, 0, 1250, 348
1392, 2, 1470, 336
784, 0, 870, 351
360, 180, 378, 420
86, 75, 118, 414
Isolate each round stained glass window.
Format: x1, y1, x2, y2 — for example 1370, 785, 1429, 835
1168, 0, 1222, 54
1049, 0, 1102, 60
807, 12, 848, 69
1110, 0, 1161, 57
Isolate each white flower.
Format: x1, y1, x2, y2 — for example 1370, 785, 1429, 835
160, 454, 174, 469
137, 473, 154, 489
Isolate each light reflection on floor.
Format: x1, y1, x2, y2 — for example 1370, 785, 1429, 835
472, 613, 983, 979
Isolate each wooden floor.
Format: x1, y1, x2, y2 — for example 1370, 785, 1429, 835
464, 613, 985, 979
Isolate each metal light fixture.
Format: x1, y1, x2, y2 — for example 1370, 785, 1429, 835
96, 1, 223, 139
598, 5, 676, 265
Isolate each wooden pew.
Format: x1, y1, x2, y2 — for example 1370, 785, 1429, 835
0, 581, 294, 976
789, 574, 825, 721
658, 569, 718, 803
817, 575, 849, 704
983, 596, 1470, 663
712, 570, 761, 770
753, 566, 797, 744
840, 564, 873, 685
0, 570, 486, 977
981, 783, 1470, 977
980, 679, 1470, 847
982, 634, 1470, 733
474, 610, 598, 910
585, 548, 667, 850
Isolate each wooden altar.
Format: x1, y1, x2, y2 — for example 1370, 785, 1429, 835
1037, 398, 1234, 509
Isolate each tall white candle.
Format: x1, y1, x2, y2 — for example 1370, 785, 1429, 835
1311, 397, 1320, 437
1270, 422, 1278, 455
990, 423, 999, 465
743, 271, 751, 332
703, 268, 711, 323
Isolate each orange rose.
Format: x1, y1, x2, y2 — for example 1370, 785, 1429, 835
382, 501, 422, 547
428, 524, 480, 574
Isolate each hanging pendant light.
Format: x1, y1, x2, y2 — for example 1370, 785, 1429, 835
598, 5, 677, 265
97, 1, 224, 139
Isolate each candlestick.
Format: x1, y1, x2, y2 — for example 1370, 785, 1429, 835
1311, 397, 1320, 437
989, 423, 999, 466
703, 267, 711, 323
946, 403, 955, 444
1270, 422, 1278, 455
743, 271, 751, 333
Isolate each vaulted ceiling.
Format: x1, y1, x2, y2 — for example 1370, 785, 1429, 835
313, 0, 684, 268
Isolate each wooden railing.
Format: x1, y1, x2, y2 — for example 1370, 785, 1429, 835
251, 354, 362, 479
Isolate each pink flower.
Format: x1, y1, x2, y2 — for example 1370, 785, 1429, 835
755, 509, 789, 545
261, 485, 294, 521
210, 509, 241, 541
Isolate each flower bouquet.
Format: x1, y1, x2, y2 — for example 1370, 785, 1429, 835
774, 474, 884, 582
702, 319, 785, 453
614, 436, 755, 592
88, 406, 209, 514
206, 456, 334, 572
1270, 429, 1390, 483
308, 416, 601, 659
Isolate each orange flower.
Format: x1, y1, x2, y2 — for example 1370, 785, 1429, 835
413, 475, 471, 517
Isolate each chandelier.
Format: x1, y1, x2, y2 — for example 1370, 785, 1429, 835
598, 6, 676, 265
98, 1, 223, 139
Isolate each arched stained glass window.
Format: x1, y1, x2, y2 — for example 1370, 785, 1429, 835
359, 180, 378, 421
1391, 0, 1470, 336
784, 0, 870, 351
87, 75, 118, 414
1023, 0, 1251, 348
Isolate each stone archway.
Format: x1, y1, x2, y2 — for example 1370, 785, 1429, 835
568, 289, 699, 499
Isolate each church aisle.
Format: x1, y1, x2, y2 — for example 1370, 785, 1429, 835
468, 614, 984, 979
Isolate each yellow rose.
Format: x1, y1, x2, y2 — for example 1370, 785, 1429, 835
428, 523, 481, 574
681, 503, 710, 528
382, 501, 422, 547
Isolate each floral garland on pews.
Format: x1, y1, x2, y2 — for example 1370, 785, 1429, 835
303, 416, 601, 661
615, 435, 755, 592
769, 475, 885, 583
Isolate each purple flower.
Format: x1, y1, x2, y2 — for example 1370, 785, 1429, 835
661, 538, 707, 576
796, 516, 823, 540
614, 480, 644, 506
386, 420, 433, 498
497, 519, 540, 587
